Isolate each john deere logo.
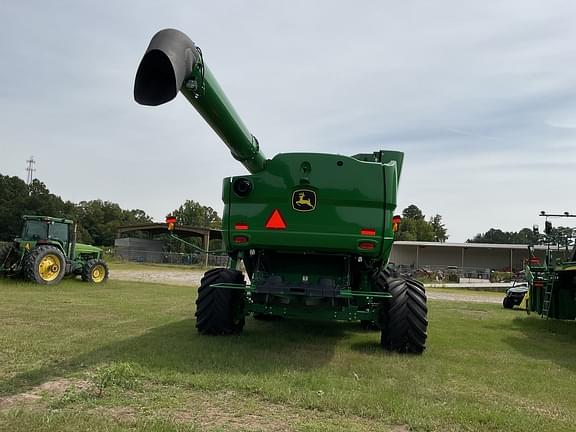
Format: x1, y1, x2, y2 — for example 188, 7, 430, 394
292, 189, 316, 212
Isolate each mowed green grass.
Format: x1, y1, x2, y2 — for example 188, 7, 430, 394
0, 277, 575, 432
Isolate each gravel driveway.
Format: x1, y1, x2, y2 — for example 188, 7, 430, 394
110, 269, 205, 286
110, 269, 503, 304
426, 291, 501, 304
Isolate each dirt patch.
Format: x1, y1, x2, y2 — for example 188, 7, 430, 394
92, 406, 139, 423
0, 378, 93, 411
165, 389, 406, 432
110, 269, 205, 287
169, 390, 300, 431
1, 378, 407, 431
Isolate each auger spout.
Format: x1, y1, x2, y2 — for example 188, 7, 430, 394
134, 28, 266, 173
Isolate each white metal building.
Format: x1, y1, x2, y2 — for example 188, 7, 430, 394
390, 241, 548, 273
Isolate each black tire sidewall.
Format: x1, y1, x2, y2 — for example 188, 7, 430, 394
195, 268, 246, 335
25, 246, 66, 285
379, 274, 428, 354
82, 259, 109, 283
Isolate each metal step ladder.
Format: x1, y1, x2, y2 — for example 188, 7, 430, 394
541, 278, 555, 318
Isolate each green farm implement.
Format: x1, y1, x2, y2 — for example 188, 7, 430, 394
0, 215, 109, 285
134, 29, 427, 353
525, 212, 576, 319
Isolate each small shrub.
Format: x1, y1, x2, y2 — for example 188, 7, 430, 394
92, 362, 140, 397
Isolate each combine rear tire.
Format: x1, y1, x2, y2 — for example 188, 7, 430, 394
380, 275, 428, 354
196, 268, 246, 335
361, 265, 398, 331
82, 259, 109, 283
24, 246, 66, 285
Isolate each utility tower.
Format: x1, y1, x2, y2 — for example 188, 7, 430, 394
25, 156, 36, 185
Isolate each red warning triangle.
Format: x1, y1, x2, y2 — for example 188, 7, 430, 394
265, 209, 287, 229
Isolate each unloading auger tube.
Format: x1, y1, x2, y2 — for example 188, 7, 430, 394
134, 28, 266, 174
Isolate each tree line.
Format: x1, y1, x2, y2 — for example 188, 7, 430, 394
395, 204, 449, 242
0, 174, 153, 245
0, 174, 221, 247
468, 226, 574, 245
397, 205, 574, 246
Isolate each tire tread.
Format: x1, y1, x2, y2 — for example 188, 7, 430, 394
195, 268, 246, 335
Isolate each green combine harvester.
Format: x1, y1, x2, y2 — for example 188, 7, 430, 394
134, 29, 427, 353
0, 215, 109, 285
525, 212, 576, 319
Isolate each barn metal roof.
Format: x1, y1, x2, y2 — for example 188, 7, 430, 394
395, 241, 548, 250
116, 223, 222, 240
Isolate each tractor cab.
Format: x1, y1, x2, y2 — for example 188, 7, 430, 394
21, 216, 74, 252
19, 216, 72, 255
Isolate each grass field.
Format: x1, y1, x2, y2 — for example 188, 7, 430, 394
0, 276, 575, 432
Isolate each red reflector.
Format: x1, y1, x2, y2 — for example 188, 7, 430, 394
529, 258, 540, 265
359, 242, 375, 250
392, 215, 401, 233
235, 223, 249, 230
234, 236, 248, 244
361, 229, 376, 236
166, 216, 177, 224
265, 209, 287, 229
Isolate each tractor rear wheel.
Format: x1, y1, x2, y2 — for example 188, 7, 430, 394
24, 246, 66, 285
380, 274, 428, 354
82, 259, 109, 283
196, 268, 246, 335
0, 243, 19, 275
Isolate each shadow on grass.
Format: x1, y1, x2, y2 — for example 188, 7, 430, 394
502, 315, 576, 372
347, 326, 387, 355
348, 341, 385, 355
0, 317, 365, 397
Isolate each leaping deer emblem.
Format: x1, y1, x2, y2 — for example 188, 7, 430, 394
293, 190, 316, 211
295, 192, 313, 208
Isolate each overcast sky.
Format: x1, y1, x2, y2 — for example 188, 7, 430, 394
1, 1, 575, 241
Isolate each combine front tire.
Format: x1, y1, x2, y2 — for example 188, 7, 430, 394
82, 259, 109, 283
24, 246, 66, 285
380, 276, 428, 354
195, 268, 246, 335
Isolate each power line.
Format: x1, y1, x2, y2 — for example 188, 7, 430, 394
25, 156, 36, 185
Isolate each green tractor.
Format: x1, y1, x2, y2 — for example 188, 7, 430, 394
134, 29, 427, 353
0, 215, 109, 285
525, 212, 576, 320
